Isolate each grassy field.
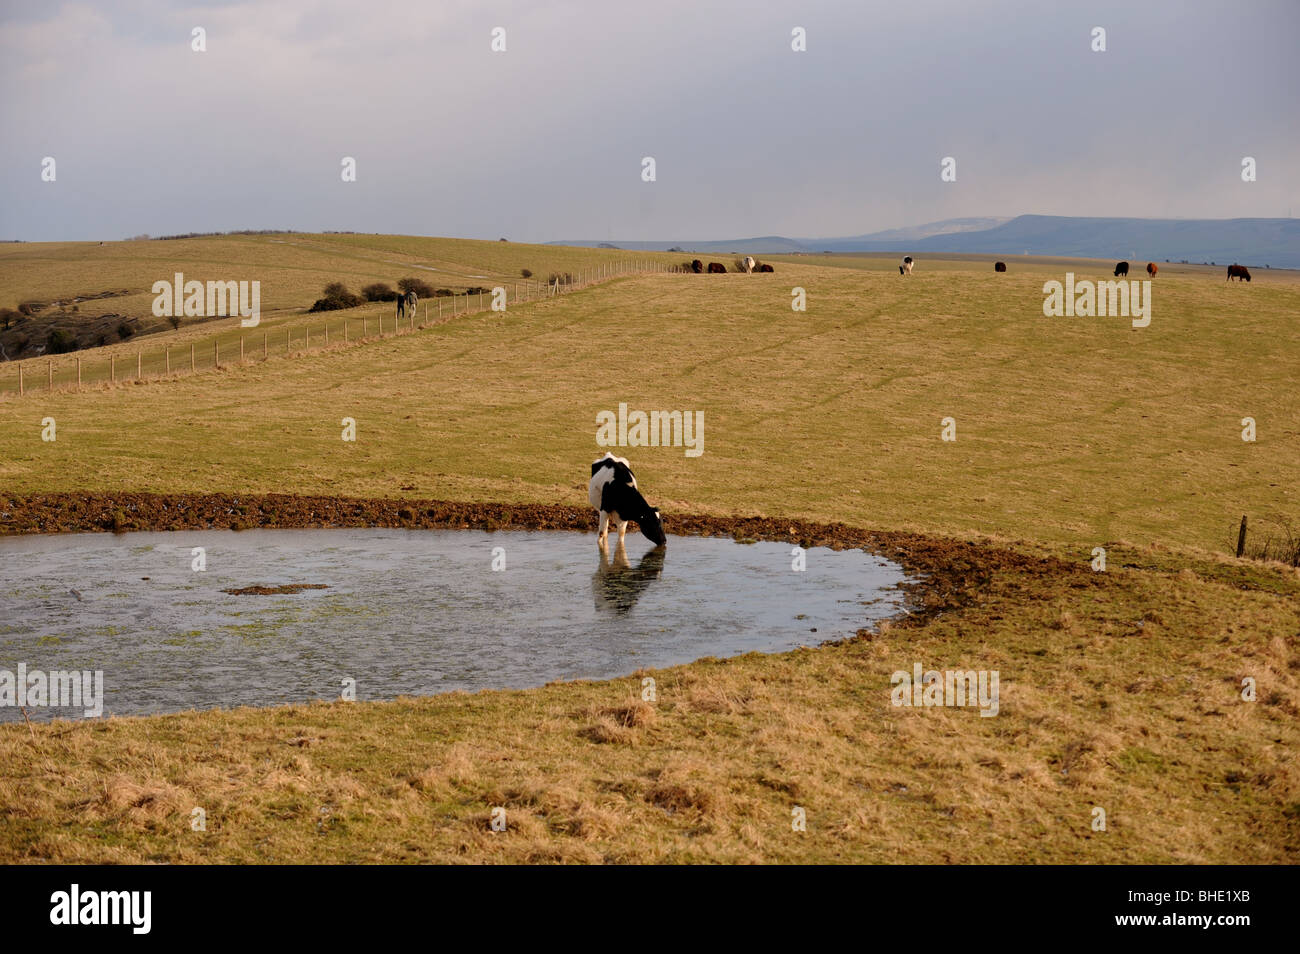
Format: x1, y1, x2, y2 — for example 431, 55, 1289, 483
1, 236, 1297, 863
0, 233, 681, 375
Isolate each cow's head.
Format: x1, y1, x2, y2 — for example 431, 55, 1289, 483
637, 508, 667, 546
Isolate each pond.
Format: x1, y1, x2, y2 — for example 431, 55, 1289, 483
0, 528, 911, 721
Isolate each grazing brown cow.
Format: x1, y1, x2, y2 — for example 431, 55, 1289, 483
758, 263, 774, 272
1114, 261, 1129, 277
690, 259, 704, 274
1147, 262, 1158, 277
1227, 264, 1251, 282
707, 262, 726, 273
994, 261, 1006, 272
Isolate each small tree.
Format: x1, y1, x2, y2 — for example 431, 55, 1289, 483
47, 329, 77, 354
521, 269, 532, 278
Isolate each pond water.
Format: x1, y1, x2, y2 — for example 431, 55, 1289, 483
0, 528, 910, 721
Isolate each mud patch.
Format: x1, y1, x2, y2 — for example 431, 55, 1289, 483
222, 583, 330, 596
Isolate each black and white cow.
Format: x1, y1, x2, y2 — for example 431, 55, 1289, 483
588, 453, 667, 547
899, 256, 914, 276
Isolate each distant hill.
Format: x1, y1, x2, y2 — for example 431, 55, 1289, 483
550, 215, 1300, 268
548, 235, 810, 254
807, 217, 1012, 249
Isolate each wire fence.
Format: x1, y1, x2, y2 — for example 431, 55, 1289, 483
1, 259, 672, 398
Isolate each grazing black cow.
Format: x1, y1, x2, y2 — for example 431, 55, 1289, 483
758, 263, 774, 272
592, 540, 665, 615
1114, 261, 1129, 277
691, 259, 704, 273
707, 262, 726, 273
1227, 264, 1251, 282
994, 261, 1007, 272
588, 453, 667, 546
899, 256, 914, 276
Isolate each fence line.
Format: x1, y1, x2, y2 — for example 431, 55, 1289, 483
2, 258, 672, 398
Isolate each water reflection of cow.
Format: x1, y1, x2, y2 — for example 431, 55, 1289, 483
592, 540, 666, 615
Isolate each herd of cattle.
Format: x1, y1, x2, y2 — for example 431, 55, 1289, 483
915, 257, 1250, 281
670, 254, 1253, 282
675, 257, 775, 274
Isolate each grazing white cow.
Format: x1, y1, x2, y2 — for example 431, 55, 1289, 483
899, 256, 914, 276
588, 453, 667, 547
742, 255, 756, 274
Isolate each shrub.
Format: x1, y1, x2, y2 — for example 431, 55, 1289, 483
47, 328, 77, 354
167, 315, 181, 330
520, 269, 532, 279
309, 293, 363, 312
0, 307, 19, 329
17, 301, 42, 316
1238, 517, 1300, 568
463, 286, 489, 295
547, 273, 574, 285
397, 277, 435, 298
361, 282, 398, 302
116, 322, 135, 340
309, 282, 364, 312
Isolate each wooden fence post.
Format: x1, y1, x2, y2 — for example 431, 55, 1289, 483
240, 337, 245, 362
191, 343, 195, 371
214, 340, 219, 368
165, 347, 170, 374
77, 356, 82, 388
48, 359, 53, 390
136, 351, 141, 379
111, 355, 115, 382
264, 332, 268, 357
17, 364, 22, 395
1237, 515, 1248, 558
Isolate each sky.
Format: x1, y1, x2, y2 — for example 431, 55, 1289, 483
1, 0, 1297, 243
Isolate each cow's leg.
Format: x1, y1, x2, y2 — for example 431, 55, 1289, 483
597, 511, 609, 546
616, 517, 629, 544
